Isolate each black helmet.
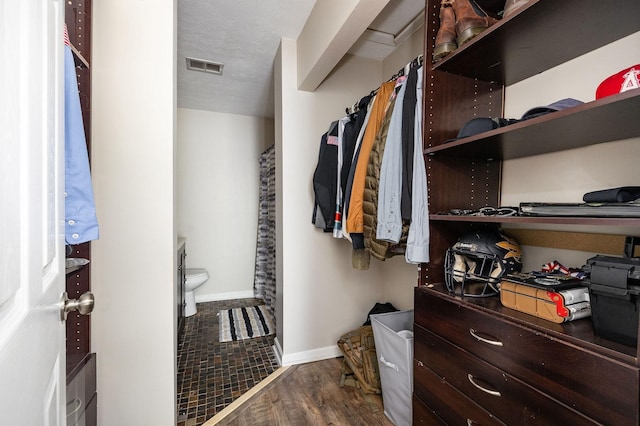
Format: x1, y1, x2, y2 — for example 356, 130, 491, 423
444, 229, 522, 297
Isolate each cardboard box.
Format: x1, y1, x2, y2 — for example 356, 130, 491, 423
500, 281, 590, 323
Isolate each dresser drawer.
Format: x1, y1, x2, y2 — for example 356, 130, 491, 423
415, 288, 639, 425
66, 353, 97, 426
413, 395, 447, 425
415, 324, 597, 425
414, 359, 506, 426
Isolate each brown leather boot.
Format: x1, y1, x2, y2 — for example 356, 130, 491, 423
433, 1, 457, 62
451, 0, 499, 46
503, 0, 531, 19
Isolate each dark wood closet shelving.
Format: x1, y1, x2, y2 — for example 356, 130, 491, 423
433, 0, 640, 85
425, 90, 640, 160
414, 0, 640, 423
429, 213, 640, 227
65, 1, 97, 425
65, 0, 93, 374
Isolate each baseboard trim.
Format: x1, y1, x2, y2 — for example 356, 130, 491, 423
273, 336, 341, 366
280, 344, 342, 366
272, 337, 283, 366
195, 290, 254, 303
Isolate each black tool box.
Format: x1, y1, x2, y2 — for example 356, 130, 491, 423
584, 237, 640, 347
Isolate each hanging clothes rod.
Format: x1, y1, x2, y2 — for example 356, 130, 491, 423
345, 54, 423, 115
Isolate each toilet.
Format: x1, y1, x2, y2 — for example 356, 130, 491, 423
185, 268, 210, 317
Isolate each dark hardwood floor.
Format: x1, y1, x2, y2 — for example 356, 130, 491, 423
211, 357, 395, 426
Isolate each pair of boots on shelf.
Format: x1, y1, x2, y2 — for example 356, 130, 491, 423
433, 0, 531, 62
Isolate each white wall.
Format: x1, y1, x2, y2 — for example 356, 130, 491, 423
502, 31, 640, 271
277, 40, 384, 364
275, 25, 424, 364
91, 0, 177, 425
382, 21, 425, 79
177, 109, 273, 300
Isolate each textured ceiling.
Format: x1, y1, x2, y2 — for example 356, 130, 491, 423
177, 0, 424, 118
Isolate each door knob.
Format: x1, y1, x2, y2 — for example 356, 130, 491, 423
60, 291, 95, 321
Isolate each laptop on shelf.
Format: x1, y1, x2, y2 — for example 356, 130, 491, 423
519, 201, 640, 217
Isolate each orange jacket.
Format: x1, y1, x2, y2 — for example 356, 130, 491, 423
345, 81, 395, 234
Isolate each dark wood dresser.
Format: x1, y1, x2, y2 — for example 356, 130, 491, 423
413, 285, 640, 424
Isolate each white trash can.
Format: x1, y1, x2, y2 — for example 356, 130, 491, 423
370, 310, 414, 426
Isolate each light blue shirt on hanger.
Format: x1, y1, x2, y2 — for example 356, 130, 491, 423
64, 32, 99, 245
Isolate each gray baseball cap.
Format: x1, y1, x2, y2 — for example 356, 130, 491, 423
520, 98, 584, 121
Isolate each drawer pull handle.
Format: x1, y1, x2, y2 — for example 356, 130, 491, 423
379, 355, 399, 372
67, 397, 83, 417
469, 328, 503, 347
467, 374, 501, 397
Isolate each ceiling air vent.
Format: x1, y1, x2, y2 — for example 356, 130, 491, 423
186, 57, 224, 75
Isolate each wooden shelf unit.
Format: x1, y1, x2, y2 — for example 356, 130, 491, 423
414, 0, 640, 424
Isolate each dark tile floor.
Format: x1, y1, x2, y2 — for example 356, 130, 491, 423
177, 298, 279, 426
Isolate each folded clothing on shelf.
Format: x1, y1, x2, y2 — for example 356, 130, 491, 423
583, 186, 640, 203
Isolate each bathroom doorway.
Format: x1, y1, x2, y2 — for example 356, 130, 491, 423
176, 298, 279, 425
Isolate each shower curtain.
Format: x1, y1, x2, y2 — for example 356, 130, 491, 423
253, 145, 276, 323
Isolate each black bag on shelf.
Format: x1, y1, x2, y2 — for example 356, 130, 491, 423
585, 237, 640, 347
583, 186, 640, 203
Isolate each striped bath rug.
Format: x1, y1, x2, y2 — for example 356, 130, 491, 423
218, 305, 275, 342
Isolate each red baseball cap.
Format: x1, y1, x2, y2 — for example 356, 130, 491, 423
596, 64, 640, 99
